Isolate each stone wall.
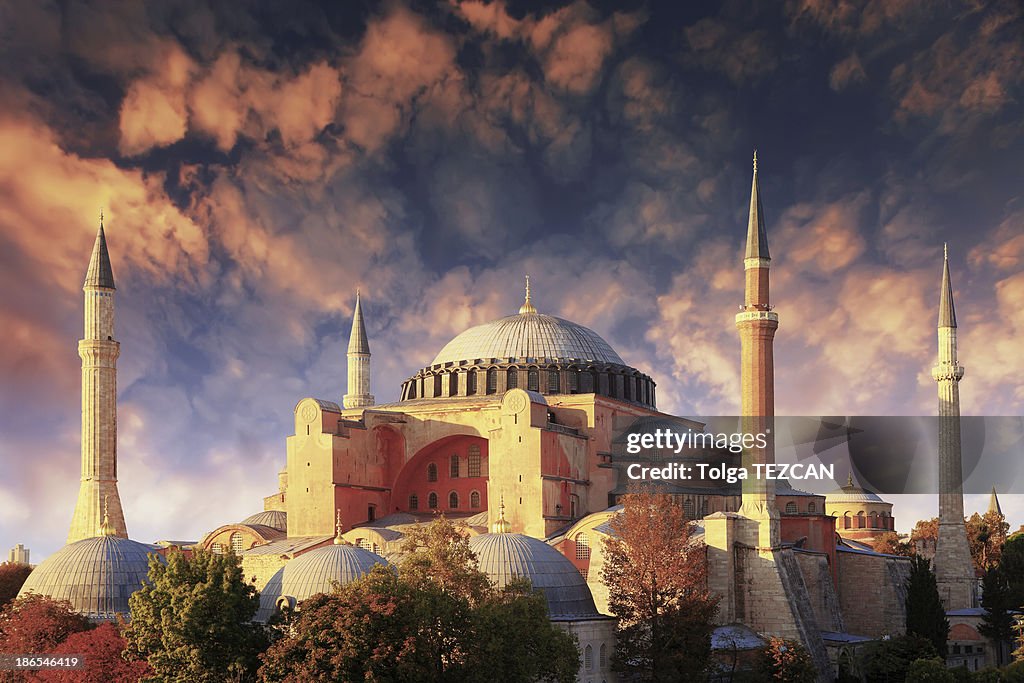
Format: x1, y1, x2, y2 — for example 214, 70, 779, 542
835, 549, 910, 637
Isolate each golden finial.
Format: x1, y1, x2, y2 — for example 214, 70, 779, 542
518, 275, 537, 315
99, 495, 115, 536
333, 509, 344, 545
491, 495, 512, 534
752, 149, 758, 173
846, 472, 854, 488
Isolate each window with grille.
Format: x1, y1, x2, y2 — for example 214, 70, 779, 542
231, 532, 244, 554
427, 463, 438, 482
357, 538, 371, 550
808, 502, 816, 513
212, 542, 223, 555
683, 499, 695, 518
548, 370, 560, 393
409, 494, 418, 511
468, 445, 481, 477
470, 491, 481, 508
576, 534, 591, 560
528, 369, 539, 391
507, 368, 518, 389
486, 368, 497, 394
581, 371, 593, 392
785, 501, 797, 514
450, 454, 459, 478
568, 370, 579, 392
428, 492, 438, 509
449, 492, 459, 509
701, 499, 709, 516
467, 370, 477, 394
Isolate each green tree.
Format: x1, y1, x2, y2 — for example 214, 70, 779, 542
123, 549, 267, 682
602, 489, 719, 681
904, 657, 955, 683
978, 566, 1012, 665
905, 555, 949, 657
860, 634, 939, 683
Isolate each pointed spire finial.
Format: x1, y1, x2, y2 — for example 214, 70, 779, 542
85, 214, 116, 290
519, 276, 537, 315
744, 153, 769, 260
348, 289, 370, 354
939, 245, 957, 328
989, 486, 1003, 516
492, 495, 512, 534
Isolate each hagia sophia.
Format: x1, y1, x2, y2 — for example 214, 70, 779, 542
17, 156, 991, 680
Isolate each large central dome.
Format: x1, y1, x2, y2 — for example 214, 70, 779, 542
431, 312, 624, 366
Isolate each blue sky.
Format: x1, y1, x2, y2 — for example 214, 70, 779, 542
0, 0, 1021, 560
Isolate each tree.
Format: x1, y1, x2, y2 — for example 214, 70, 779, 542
966, 510, 1008, 572
904, 657, 955, 683
979, 566, 1013, 665
123, 549, 267, 682
905, 555, 949, 657
860, 634, 939, 683
36, 622, 151, 683
872, 532, 913, 556
602, 490, 719, 681
0, 594, 92, 655
756, 637, 817, 683
0, 563, 33, 609
910, 518, 939, 555
258, 519, 579, 683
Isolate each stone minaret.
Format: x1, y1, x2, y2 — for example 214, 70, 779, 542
343, 290, 374, 409
735, 151, 780, 547
932, 244, 974, 609
68, 216, 128, 543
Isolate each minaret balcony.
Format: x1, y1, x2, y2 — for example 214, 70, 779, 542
735, 310, 779, 324
931, 363, 965, 381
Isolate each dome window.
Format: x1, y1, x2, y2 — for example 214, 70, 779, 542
507, 368, 518, 389
580, 371, 593, 393
448, 372, 458, 396
427, 463, 438, 482
528, 369, 539, 392
568, 369, 579, 393
433, 374, 442, 397
548, 370, 560, 393
467, 370, 477, 395
486, 368, 497, 394
428, 492, 438, 509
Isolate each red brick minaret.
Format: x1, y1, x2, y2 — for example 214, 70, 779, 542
735, 151, 780, 547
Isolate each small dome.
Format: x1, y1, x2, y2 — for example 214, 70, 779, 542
431, 313, 624, 366
17, 536, 159, 620
241, 510, 287, 532
826, 474, 887, 505
469, 533, 598, 619
256, 543, 387, 622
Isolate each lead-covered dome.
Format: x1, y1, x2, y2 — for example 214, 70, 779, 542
17, 536, 159, 620
469, 532, 598, 619
431, 312, 624, 366
242, 510, 287, 532
256, 542, 388, 622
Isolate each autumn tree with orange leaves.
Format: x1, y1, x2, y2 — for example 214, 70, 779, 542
602, 490, 719, 681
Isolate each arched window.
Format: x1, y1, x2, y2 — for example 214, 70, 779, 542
548, 370, 560, 393
701, 499, 709, 516
450, 454, 460, 478
466, 370, 477, 395
682, 498, 694, 518
471, 491, 481, 508
580, 371, 593, 393
433, 374, 442, 397
448, 372, 458, 396
486, 368, 497, 394
785, 501, 797, 514
449, 492, 459, 509
808, 502, 816, 514
527, 369, 539, 392
212, 542, 223, 555
585, 645, 593, 670
576, 534, 591, 561
409, 494, 419, 511
427, 463, 438, 482
428, 492, 438, 509
468, 444, 481, 477
507, 368, 518, 389
356, 538, 372, 550
600, 644, 607, 669
230, 532, 244, 554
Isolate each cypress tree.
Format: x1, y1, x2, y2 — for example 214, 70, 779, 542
905, 554, 950, 657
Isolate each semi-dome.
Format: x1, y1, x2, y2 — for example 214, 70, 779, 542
256, 541, 387, 622
17, 535, 160, 620
469, 532, 598, 619
241, 510, 287, 532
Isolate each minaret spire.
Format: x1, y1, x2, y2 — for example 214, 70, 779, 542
519, 275, 537, 315
989, 487, 1003, 516
343, 289, 374, 409
68, 216, 127, 543
931, 245, 973, 608
735, 150, 780, 547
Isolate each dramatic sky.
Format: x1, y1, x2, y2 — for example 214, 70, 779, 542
1, 0, 1021, 560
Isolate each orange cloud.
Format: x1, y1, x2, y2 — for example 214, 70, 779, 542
118, 41, 195, 156
829, 53, 867, 90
